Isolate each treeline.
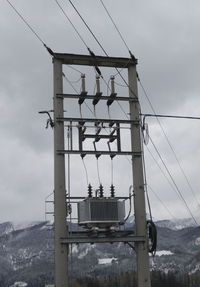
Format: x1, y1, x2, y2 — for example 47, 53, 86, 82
69, 271, 200, 287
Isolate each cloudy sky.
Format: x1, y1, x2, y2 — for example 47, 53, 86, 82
1, 0, 200, 223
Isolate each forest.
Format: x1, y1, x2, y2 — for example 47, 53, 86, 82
67, 271, 200, 287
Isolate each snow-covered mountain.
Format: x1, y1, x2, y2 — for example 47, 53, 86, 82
0, 219, 200, 286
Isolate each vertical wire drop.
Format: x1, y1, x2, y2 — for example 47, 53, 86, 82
79, 105, 83, 118
111, 158, 114, 186
82, 158, 89, 186
96, 158, 101, 185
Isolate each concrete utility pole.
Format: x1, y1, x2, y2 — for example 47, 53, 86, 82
128, 65, 151, 287
53, 58, 68, 287
51, 53, 151, 287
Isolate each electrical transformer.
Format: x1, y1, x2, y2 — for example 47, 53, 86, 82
78, 197, 125, 229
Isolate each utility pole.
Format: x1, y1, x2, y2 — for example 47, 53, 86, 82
50, 53, 151, 287
53, 58, 68, 287
128, 65, 151, 287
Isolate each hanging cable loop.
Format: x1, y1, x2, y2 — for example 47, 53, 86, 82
147, 220, 157, 256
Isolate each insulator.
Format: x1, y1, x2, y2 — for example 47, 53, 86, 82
96, 75, 100, 94
88, 184, 93, 197
99, 184, 104, 197
107, 76, 116, 106
81, 74, 86, 93
111, 76, 115, 94
110, 184, 115, 197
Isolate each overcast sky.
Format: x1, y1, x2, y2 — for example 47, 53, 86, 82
1, 0, 200, 223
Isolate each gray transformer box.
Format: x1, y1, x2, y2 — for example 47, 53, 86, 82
78, 198, 125, 229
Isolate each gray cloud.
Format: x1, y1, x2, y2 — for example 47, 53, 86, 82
0, 0, 200, 223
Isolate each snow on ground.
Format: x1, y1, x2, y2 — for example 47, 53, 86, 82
9, 282, 28, 287
156, 250, 174, 256
13, 221, 42, 231
98, 258, 117, 265
78, 244, 95, 259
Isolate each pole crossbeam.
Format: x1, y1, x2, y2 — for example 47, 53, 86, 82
57, 93, 138, 102
54, 53, 137, 67
60, 232, 145, 244
57, 150, 141, 156
56, 117, 139, 125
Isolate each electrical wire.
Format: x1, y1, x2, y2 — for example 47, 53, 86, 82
99, 0, 131, 54
115, 81, 128, 88
81, 157, 89, 186
96, 158, 101, 185
6, 0, 45, 45
68, 0, 107, 56
145, 145, 183, 199
53, 0, 89, 49
95, 0, 199, 226
5, 0, 54, 56
149, 135, 199, 226
139, 78, 200, 217
147, 185, 176, 220
142, 113, 200, 121
142, 151, 153, 221
66, 0, 138, 100
67, 65, 83, 74
111, 158, 114, 185
61, 1, 197, 226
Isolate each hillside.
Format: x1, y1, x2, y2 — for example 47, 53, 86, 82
0, 219, 200, 286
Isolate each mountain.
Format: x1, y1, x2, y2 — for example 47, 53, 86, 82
0, 219, 200, 286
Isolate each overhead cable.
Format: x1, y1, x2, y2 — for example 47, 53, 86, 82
146, 145, 182, 198
54, 0, 89, 49
139, 78, 200, 214
68, 0, 107, 56
142, 113, 200, 121
149, 136, 198, 226
67, 0, 137, 99
147, 185, 176, 220
6, 0, 54, 56
99, 0, 129, 54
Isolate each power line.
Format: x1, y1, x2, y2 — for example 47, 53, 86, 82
139, 78, 200, 216
145, 145, 182, 198
53, 0, 89, 49
99, 0, 130, 54
5, 0, 54, 56
68, 0, 107, 55
142, 113, 200, 121
147, 185, 176, 220
66, 0, 138, 100
149, 136, 199, 226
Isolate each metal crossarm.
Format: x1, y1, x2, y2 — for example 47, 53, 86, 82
57, 150, 142, 156
56, 117, 139, 125
60, 230, 145, 244
56, 93, 138, 102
